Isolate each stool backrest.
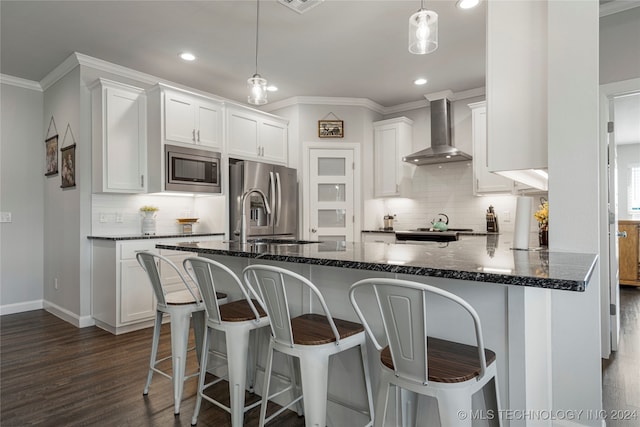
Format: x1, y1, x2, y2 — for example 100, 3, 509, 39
184, 257, 263, 325
136, 251, 199, 307
243, 264, 341, 347
349, 278, 489, 385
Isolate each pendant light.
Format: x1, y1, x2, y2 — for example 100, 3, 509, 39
408, 0, 438, 54
248, 0, 268, 105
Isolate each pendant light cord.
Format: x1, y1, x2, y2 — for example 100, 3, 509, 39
254, 0, 260, 76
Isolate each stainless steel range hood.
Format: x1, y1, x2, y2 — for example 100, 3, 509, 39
403, 98, 472, 165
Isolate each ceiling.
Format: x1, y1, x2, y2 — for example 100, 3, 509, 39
0, 0, 488, 107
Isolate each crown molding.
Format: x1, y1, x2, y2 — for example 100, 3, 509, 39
600, 0, 640, 17
263, 96, 386, 114
0, 74, 42, 91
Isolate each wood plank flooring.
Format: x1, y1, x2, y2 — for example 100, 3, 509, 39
602, 285, 640, 426
0, 310, 304, 427
2, 287, 639, 426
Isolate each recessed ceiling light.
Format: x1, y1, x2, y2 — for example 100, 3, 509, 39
457, 0, 480, 9
179, 52, 196, 61
266, 85, 278, 92
414, 78, 428, 85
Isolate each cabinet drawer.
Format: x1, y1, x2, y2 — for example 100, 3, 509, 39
120, 241, 157, 260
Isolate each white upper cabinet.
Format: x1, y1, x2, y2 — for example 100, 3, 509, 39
373, 117, 413, 198
163, 89, 223, 149
486, 0, 548, 190
226, 106, 288, 164
469, 101, 515, 194
90, 78, 147, 193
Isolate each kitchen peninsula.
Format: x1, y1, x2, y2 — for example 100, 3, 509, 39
157, 234, 597, 427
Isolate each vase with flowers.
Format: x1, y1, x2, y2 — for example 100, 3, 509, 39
140, 205, 159, 235
534, 198, 548, 247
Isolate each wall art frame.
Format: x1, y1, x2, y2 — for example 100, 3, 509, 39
318, 119, 344, 138
60, 144, 76, 188
45, 135, 59, 176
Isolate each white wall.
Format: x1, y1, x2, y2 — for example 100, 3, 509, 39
0, 80, 45, 315
600, 6, 640, 85
617, 143, 640, 220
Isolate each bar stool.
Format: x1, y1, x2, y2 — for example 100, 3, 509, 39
349, 278, 502, 427
243, 264, 374, 427
183, 257, 270, 427
136, 251, 227, 415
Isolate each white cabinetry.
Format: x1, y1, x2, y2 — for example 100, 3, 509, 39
486, 0, 548, 190
373, 117, 413, 197
227, 106, 288, 164
91, 235, 223, 334
91, 78, 147, 193
361, 232, 396, 243
469, 101, 515, 194
163, 88, 223, 149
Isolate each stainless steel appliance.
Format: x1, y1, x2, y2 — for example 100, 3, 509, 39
165, 144, 221, 193
229, 160, 297, 240
395, 228, 474, 242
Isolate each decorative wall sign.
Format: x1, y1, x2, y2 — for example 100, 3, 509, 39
60, 124, 77, 188
45, 116, 59, 176
318, 120, 344, 138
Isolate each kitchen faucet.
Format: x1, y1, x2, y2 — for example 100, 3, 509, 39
240, 188, 271, 244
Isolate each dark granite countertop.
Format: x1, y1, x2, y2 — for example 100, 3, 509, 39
155, 234, 597, 292
88, 232, 224, 241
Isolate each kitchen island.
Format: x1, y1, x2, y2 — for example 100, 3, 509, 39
157, 234, 598, 427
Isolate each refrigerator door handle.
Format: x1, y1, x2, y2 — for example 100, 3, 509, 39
269, 171, 277, 226
275, 172, 282, 227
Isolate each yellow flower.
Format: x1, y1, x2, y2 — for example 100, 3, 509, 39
140, 205, 159, 213
534, 201, 548, 229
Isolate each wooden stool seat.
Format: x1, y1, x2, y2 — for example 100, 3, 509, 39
291, 313, 364, 345
219, 299, 267, 322
381, 337, 497, 383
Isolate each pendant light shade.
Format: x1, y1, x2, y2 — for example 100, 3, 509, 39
248, 73, 268, 105
248, 0, 268, 105
408, 3, 438, 55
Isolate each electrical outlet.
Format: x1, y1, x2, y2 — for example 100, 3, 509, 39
115, 212, 123, 223
503, 211, 511, 222
99, 213, 107, 223
0, 212, 12, 223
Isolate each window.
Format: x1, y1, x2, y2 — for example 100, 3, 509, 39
629, 164, 640, 214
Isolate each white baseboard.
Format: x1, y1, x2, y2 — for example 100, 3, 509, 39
554, 418, 607, 427
0, 299, 44, 315
43, 300, 95, 328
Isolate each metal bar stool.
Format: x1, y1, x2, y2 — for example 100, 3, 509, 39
243, 264, 374, 427
349, 278, 502, 427
136, 251, 227, 415
183, 257, 270, 427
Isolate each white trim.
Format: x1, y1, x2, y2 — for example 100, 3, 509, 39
39, 53, 81, 90
600, 0, 640, 17
0, 299, 44, 316
43, 300, 96, 328
0, 74, 42, 91
553, 420, 606, 427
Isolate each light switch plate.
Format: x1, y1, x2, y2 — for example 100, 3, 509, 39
0, 212, 12, 223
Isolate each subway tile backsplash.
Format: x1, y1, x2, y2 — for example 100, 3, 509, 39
368, 161, 545, 233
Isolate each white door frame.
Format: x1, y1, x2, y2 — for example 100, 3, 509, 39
599, 77, 640, 358
301, 142, 361, 241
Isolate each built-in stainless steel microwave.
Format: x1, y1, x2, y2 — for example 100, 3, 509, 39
165, 144, 221, 193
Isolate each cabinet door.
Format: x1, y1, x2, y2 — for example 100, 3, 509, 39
196, 102, 222, 149
374, 127, 400, 197
260, 119, 288, 164
120, 259, 156, 324
227, 109, 259, 159
362, 232, 396, 243
619, 224, 639, 284
165, 92, 197, 144
470, 103, 514, 194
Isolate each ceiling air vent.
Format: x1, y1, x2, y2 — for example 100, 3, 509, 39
278, 0, 324, 14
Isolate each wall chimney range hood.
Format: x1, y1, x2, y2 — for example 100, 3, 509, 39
403, 97, 472, 165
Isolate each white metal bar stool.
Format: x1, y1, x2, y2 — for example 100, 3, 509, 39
136, 251, 227, 415
349, 278, 502, 427
184, 257, 270, 427
243, 264, 374, 427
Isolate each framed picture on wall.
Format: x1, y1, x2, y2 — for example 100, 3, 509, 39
60, 144, 76, 188
45, 135, 58, 176
318, 120, 344, 138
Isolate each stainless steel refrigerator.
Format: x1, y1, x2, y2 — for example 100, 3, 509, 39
229, 160, 298, 240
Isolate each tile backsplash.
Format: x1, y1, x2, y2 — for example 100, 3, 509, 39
91, 193, 226, 236
366, 161, 546, 233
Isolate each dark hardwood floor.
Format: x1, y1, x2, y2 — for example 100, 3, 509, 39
602, 285, 640, 426
0, 310, 304, 427
2, 287, 639, 426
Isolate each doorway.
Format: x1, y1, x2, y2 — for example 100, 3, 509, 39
302, 143, 361, 242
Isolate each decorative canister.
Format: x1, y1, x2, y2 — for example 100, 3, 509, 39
142, 212, 157, 235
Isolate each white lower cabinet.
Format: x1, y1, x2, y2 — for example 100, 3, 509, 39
361, 232, 396, 243
91, 235, 223, 334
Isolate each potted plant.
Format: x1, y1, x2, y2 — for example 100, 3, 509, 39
534, 199, 548, 247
